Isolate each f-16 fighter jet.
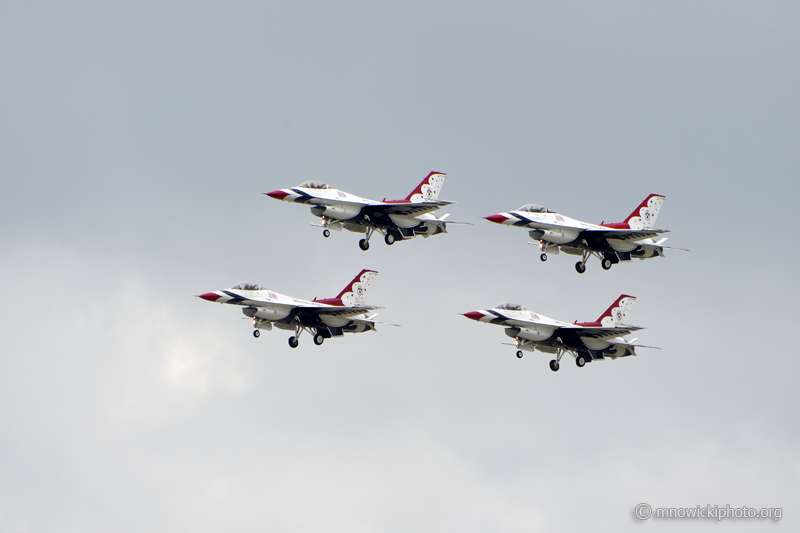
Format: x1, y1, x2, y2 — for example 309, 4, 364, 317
462, 295, 657, 371
485, 194, 684, 273
265, 172, 461, 251
198, 270, 392, 348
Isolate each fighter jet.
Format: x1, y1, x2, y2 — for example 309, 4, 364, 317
484, 194, 685, 273
462, 295, 658, 371
197, 269, 393, 348
265, 172, 463, 251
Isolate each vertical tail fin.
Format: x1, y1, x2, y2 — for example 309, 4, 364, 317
336, 269, 378, 306
597, 295, 636, 327
623, 194, 665, 229
405, 172, 447, 203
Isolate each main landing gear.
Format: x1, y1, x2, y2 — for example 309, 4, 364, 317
549, 347, 567, 371
288, 323, 306, 348
287, 325, 326, 348
575, 249, 615, 273
385, 232, 401, 245
575, 354, 586, 367
359, 227, 374, 251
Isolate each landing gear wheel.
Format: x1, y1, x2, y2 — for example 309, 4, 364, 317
323, 229, 330, 238
576, 355, 586, 367
359, 239, 370, 251
540, 253, 547, 262
549, 359, 560, 372
288, 336, 299, 348
253, 330, 260, 338
601, 258, 612, 270
575, 261, 586, 274
313, 334, 324, 346
516, 350, 524, 359
384, 233, 396, 245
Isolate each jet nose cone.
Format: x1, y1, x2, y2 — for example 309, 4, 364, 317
484, 214, 509, 224
462, 311, 486, 322
198, 292, 221, 302
265, 190, 290, 200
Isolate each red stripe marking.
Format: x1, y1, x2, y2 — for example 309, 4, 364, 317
484, 214, 509, 224
265, 190, 290, 200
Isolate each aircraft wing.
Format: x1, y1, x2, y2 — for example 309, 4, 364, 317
563, 325, 644, 339
582, 228, 668, 241
294, 305, 383, 318
365, 201, 452, 217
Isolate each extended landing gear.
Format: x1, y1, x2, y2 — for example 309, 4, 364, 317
288, 325, 325, 348
540, 253, 547, 262
576, 354, 586, 367
516, 351, 524, 359
288, 323, 308, 348
358, 227, 374, 251
575, 261, 586, 274
385, 232, 400, 246
253, 330, 260, 338
601, 258, 612, 270
323, 229, 330, 238
550, 347, 567, 371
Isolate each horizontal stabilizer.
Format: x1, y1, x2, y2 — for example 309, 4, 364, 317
610, 337, 661, 350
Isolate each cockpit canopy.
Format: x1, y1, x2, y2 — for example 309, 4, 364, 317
496, 302, 525, 311
517, 203, 549, 213
231, 282, 262, 291
297, 180, 329, 189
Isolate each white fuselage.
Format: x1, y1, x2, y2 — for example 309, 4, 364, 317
464, 307, 626, 354
501, 211, 600, 244
199, 288, 371, 327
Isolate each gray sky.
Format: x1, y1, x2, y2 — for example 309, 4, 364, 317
1, 1, 798, 531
